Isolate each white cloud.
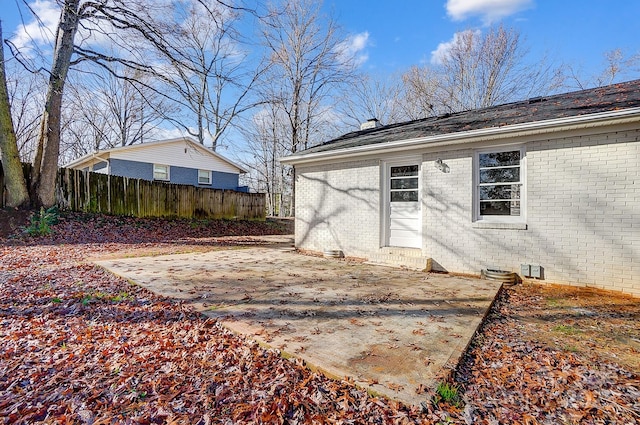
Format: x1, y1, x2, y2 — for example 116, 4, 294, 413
430, 29, 480, 65
147, 127, 191, 142
336, 31, 370, 67
445, 0, 533, 24
11, 0, 60, 53
10, 0, 179, 57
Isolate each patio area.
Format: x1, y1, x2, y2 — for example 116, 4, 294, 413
95, 244, 502, 406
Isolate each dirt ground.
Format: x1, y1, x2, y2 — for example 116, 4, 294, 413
0, 208, 294, 239
504, 282, 640, 372
0, 208, 30, 238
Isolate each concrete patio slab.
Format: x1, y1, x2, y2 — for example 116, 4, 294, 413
95, 247, 502, 406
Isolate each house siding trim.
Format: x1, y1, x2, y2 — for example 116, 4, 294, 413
281, 109, 640, 166
64, 137, 246, 174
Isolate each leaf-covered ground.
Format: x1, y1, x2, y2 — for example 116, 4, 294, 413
1, 211, 639, 424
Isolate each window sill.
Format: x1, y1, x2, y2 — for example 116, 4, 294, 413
472, 221, 527, 230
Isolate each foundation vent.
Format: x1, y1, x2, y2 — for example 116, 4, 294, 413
482, 269, 517, 285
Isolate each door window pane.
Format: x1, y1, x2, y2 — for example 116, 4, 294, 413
391, 191, 418, 202
390, 165, 418, 202
391, 165, 418, 177
391, 178, 418, 189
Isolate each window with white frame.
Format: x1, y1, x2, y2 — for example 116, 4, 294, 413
475, 147, 525, 221
153, 164, 170, 181
198, 169, 212, 185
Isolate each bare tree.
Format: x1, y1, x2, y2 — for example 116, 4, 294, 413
1, 23, 30, 208
567, 48, 640, 89
337, 73, 407, 129
260, 0, 356, 154
5, 56, 44, 163
29, 0, 80, 207
94, 67, 165, 147
7, 0, 258, 206
62, 65, 171, 158
344, 25, 562, 124
157, 2, 264, 149
256, 0, 358, 214
433, 24, 563, 112
240, 102, 292, 216
61, 95, 108, 160
400, 66, 440, 120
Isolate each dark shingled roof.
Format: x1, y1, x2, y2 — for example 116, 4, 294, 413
301, 79, 640, 155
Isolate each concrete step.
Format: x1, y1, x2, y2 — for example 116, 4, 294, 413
366, 248, 432, 271
378, 247, 424, 257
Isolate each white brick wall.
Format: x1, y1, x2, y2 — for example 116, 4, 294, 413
294, 126, 640, 297
423, 128, 640, 297
295, 160, 381, 257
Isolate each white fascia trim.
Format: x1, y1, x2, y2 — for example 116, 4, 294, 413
64, 152, 110, 169
280, 107, 640, 165
63, 137, 248, 174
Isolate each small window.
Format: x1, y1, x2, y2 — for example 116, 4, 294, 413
153, 164, 170, 181
198, 169, 211, 185
475, 147, 525, 221
390, 165, 419, 202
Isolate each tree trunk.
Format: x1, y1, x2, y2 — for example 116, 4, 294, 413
31, 0, 80, 207
0, 22, 30, 208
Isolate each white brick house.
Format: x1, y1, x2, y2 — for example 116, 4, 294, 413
280, 80, 640, 297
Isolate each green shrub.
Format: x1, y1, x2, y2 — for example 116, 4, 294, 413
23, 207, 59, 236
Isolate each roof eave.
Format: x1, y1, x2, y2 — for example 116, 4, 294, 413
186, 139, 249, 174
63, 152, 111, 169
280, 107, 640, 165
63, 137, 248, 173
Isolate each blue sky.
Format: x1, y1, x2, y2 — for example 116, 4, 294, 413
2, 0, 638, 83
322, 0, 640, 82
1, 0, 638, 154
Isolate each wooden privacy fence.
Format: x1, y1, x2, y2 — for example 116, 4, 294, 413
56, 167, 266, 220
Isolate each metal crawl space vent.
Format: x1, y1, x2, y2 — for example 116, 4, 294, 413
481, 269, 517, 285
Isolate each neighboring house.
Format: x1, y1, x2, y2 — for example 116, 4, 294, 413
280, 80, 640, 297
64, 137, 248, 192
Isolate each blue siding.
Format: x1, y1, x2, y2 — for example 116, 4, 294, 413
171, 166, 240, 189
110, 158, 153, 180
212, 171, 240, 190
106, 158, 241, 190
170, 166, 197, 186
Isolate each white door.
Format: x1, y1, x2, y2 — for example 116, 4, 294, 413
387, 163, 421, 248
